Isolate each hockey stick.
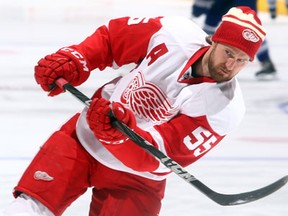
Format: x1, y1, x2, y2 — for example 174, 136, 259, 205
54, 78, 288, 206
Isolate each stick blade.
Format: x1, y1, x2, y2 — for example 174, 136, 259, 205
210, 175, 288, 206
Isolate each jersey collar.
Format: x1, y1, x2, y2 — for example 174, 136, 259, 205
178, 46, 216, 84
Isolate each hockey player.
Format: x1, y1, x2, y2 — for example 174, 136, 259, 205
267, 0, 288, 19
191, 0, 277, 80
4, 7, 265, 216
268, 0, 277, 19
191, 0, 214, 17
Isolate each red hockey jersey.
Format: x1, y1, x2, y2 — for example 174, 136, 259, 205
75, 16, 245, 181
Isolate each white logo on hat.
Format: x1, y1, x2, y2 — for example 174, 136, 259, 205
242, 29, 259, 43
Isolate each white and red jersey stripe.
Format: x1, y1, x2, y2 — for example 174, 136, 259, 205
75, 16, 245, 180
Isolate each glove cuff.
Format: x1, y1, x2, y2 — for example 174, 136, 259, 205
57, 46, 91, 85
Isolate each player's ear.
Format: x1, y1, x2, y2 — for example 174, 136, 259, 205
205, 35, 212, 45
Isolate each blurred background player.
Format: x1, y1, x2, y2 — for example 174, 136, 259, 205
267, 0, 288, 19
191, 0, 214, 17
268, 0, 277, 18
191, 0, 277, 80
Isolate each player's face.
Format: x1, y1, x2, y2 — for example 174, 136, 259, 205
208, 43, 250, 82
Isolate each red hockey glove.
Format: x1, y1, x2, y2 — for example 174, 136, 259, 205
34, 47, 90, 96
86, 98, 136, 144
